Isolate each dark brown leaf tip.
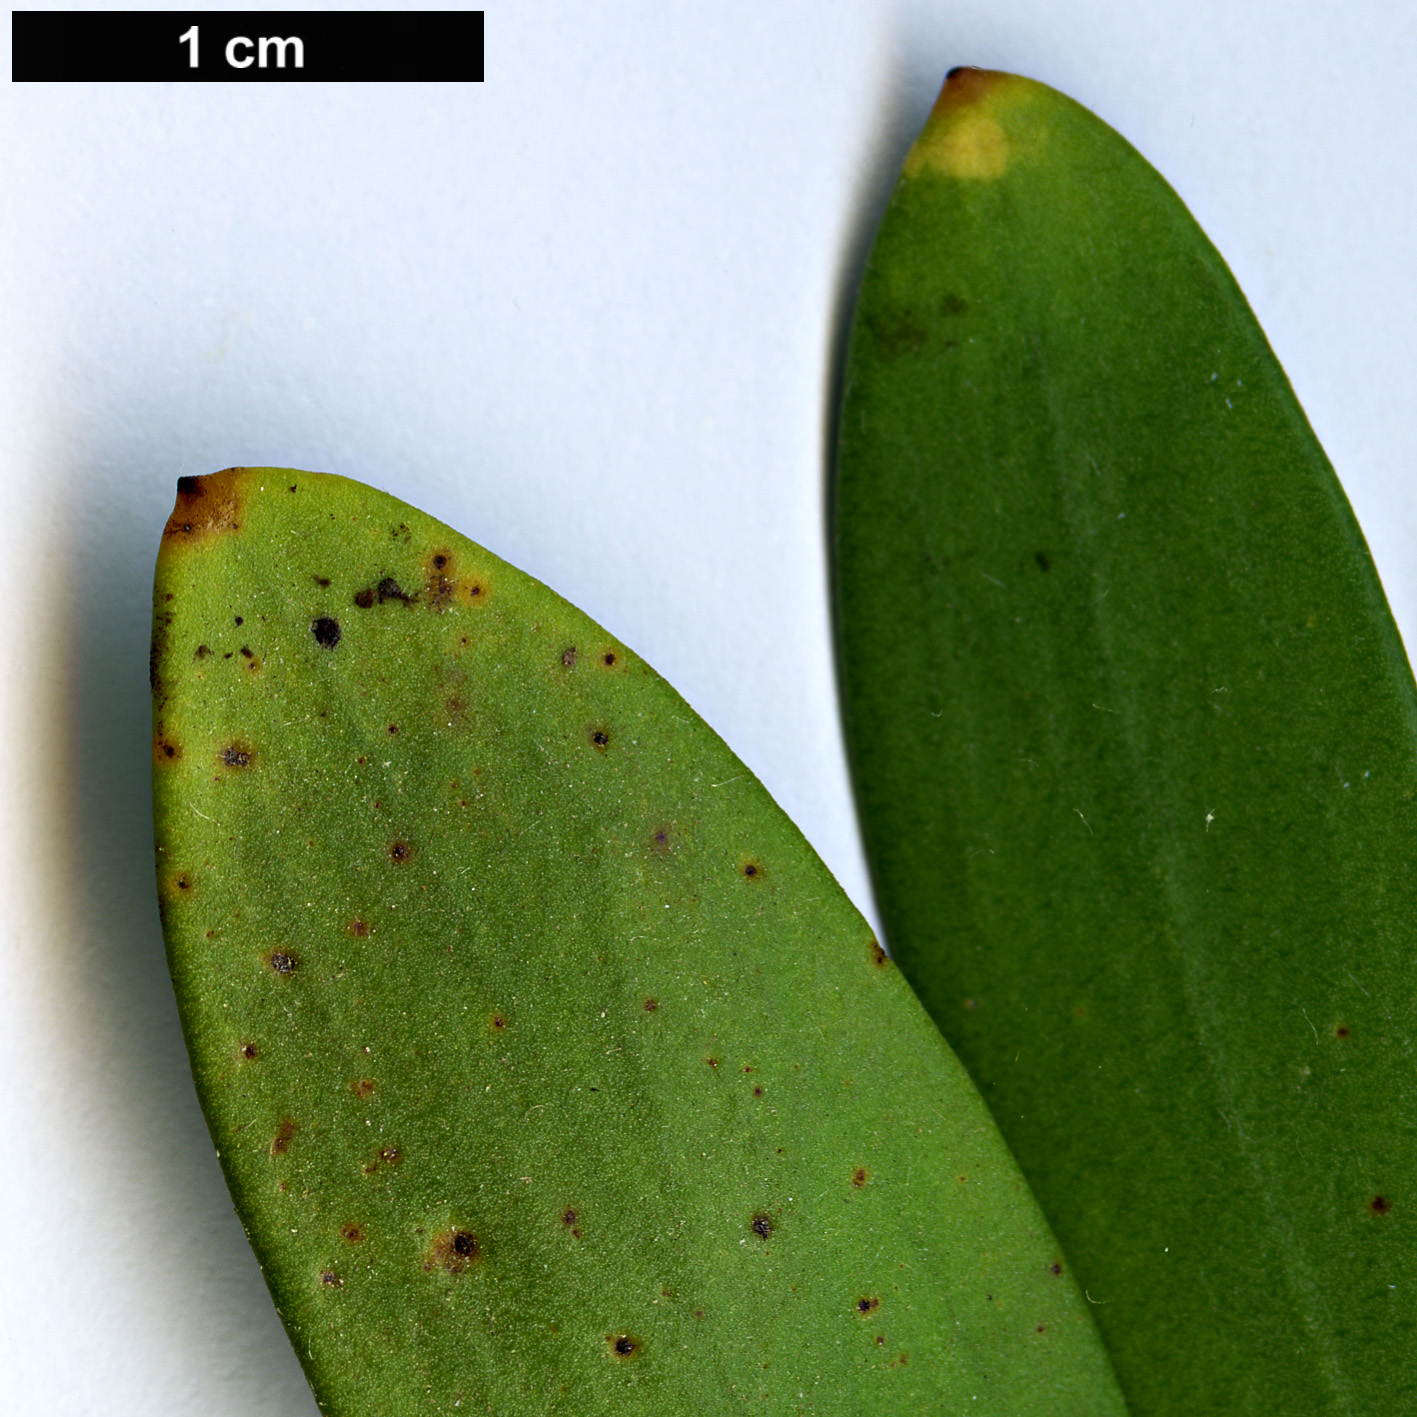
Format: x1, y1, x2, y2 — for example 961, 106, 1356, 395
608, 1334, 640, 1360
161, 469, 247, 547
934, 66, 1011, 117
856, 1296, 879, 1315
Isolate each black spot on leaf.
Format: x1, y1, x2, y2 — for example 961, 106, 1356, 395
312, 616, 341, 648
750, 1213, 773, 1240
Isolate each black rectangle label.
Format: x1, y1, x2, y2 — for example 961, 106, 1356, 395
12, 10, 484, 81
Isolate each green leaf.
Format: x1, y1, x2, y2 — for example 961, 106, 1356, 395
151, 468, 1126, 1415
833, 68, 1417, 1413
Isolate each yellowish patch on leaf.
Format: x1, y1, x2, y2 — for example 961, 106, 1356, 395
905, 114, 1009, 180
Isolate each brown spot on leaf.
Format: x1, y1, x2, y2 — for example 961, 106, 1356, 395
600, 651, 617, 667
852, 1168, 868, 1188
1048, 1261, 1063, 1276
320, 1269, 342, 1287
1372, 1195, 1392, 1216
869, 940, 890, 969
313, 575, 331, 587
353, 588, 376, 609
426, 1227, 482, 1273
153, 734, 181, 764
340, 1222, 365, 1244
267, 950, 297, 976
348, 918, 369, 938
386, 723, 399, 736
1335, 1024, 1351, 1039
389, 840, 412, 863
856, 1297, 879, 1316
1035, 551, 1050, 571
650, 827, 671, 851
379, 1146, 402, 1165
589, 727, 610, 751
491, 1013, 507, 1030
271, 1117, 296, 1156
220, 744, 253, 769
194, 644, 211, 659
561, 647, 578, 668
643, 998, 658, 1012
351, 1078, 375, 1099
752, 1086, 763, 1098
161, 469, 248, 547
608, 1334, 640, 1360
239, 1042, 258, 1061
740, 858, 765, 881
750, 1213, 773, 1240
1036, 1324, 1046, 1333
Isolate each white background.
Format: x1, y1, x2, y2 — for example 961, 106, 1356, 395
2, 3, 1414, 1412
